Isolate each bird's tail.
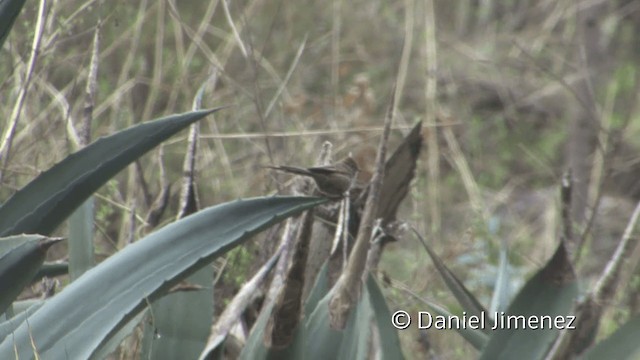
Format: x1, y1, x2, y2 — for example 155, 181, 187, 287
265, 165, 312, 177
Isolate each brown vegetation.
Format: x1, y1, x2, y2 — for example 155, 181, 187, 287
2, 0, 640, 358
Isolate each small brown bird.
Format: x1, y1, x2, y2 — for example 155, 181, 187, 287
267, 156, 359, 198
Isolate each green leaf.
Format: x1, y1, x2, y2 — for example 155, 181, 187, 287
479, 243, 578, 360
5, 298, 43, 316
581, 313, 640, 360
337, 287, 372, 360
0, 235, 62, 314
0, 234, 39, 254
240, 301, 312, 360
239, 267, 396, 359
91, 310, 147, 360
303, 288, 372, 360
409, 291, 489, 350
413, 229, 488, 323
0, 0, 26, 48
238, 304, 270, 360
302, 295, 343, 359
304, 261, 329, 318
367, 276, 404, 359
68, 197, 95, 280
34, 262, 68, 280
0, 108, 223, 237
0, 196, 325, 359
0, 301, 43, 341
238, 302, 299, 360
140, 268, 213, 360
490, 242, 511, 314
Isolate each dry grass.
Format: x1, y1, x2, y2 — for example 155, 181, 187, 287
2, 0, 640, 358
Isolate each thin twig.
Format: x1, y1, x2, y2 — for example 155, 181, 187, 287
0, 0, 48, 183
264, 35, 307, 118
186, 123, 459, 142
442, 116, 487, 221
329, 82, 397, 329
242, 1, 278, 166
140, 0, 166, 122
514, 41, 600, 126
560, 169, 574, 252
592, 200, 640, 301
393, 0, 414, 114
81, 19, 101, 147
424, 0, 440, 235
221, 0, 248, 58
330, 0, 342, 129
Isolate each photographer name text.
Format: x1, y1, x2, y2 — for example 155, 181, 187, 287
391, 311, 576, 330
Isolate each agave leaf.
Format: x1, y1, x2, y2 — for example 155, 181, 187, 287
0, 108, 223, 237
301, 295, 348, 360
406, 289, 489, 350
241, 301, 314, 360
413, 229, 488, 322
91, 310, 147, 360
0, 234, 42, 254
302, 289, 371, 360
0, 196, 325, 359
139, 268, 213, 360
336, 288, 372, 360
239, 268, 398, 360
304, 262, 330, 318
366, 276, 404, 359
0, 235, 62, 314
479, 242, 578, 360
241, 264, 373, 360
68, 198, 94, 280
580, 313, 640, 360
140, 109, 208, 359
238, 302, 300, 360
0, 0, 26, 48
0, 301, 43, 342
34, 262, 68, 280
4, 298, 43, 317
489, 242, 511, 314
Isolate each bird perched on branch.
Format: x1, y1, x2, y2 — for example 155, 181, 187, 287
266, 156, 359, 198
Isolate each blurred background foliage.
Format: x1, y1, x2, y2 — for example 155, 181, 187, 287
1, 0, 639, 358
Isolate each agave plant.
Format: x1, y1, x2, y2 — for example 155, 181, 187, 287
0, 3, 407, 359
411, 208, 640, 359
0, 104, 332, 358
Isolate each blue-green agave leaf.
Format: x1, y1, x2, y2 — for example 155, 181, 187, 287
0, 108, 223, 237
479, 243, 578, 360
0, 196, 324, 359
0, 0, 26, 48
0, 235, 62, 314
